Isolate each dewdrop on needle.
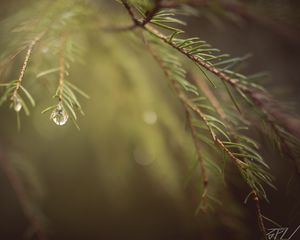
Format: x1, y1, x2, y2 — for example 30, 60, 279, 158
50, 102, 68, 126
12, 95, 22, 112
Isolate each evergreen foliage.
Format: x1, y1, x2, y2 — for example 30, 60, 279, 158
0, 1, 299, 239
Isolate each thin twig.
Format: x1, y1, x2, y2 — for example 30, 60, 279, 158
192, 74, 270, 238
142, 0, 163, 26
58, 34, 68, 101
12, 31, 46, 99
105, 0, 161, 32
144, 35, 210, 209
121, 0, 141, 27
252, 191, 268, 240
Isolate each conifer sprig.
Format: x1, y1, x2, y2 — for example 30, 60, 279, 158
0, 1, 299, 239
12, 31, 46, 99
0, 31, 45, 129
0, 1, 90, 127
120, 0, 300, 178
144, 31, 272, 203
144, 33, 271, 236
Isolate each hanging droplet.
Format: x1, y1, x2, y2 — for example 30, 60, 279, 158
50, 103, 68, 126
12, 95, 22, 112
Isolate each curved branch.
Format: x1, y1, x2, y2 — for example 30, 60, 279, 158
120, 1, 300, 141
12, 31, 46, 99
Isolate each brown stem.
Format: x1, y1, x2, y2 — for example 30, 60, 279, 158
192, 73, 270, 239
12, 31, 46, 99
58, 35, 67, 101
144, 35, 210, 206
252, 191, 268, 240
121, 0, 141, 27
142, 0, 163, 26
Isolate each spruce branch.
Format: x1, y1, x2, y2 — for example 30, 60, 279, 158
121, 0, 141, 27
143, 31, 272, 202
0, 30, 46, 122
141, 20, 274, 235
252, 191, 268, 240
120, 1, 300, 138
1, 1, 299, 238
120, 1, 300, 176
12, 31, 46, 100
41, 33, 88, 128
58, 34, 68, 102
195, 64, 300, 174
144, 35, 209, 210
141, 0, 163, 26
144, 34, 269, 238
197, 79, 270, 236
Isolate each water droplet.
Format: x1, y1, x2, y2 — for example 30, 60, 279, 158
12, 96, 22, 112
50, 103, 68, 126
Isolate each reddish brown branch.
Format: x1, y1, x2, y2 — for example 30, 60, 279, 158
121, 0, 141, 27
144, 24, 300, 141
142, 0, 163, 26
252, 191, 268, 240
12, 31, 46, 99
144, 36, 209, 208
58, 34, 68, 101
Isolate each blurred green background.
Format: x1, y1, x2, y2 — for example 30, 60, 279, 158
0, 1, 300, 240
